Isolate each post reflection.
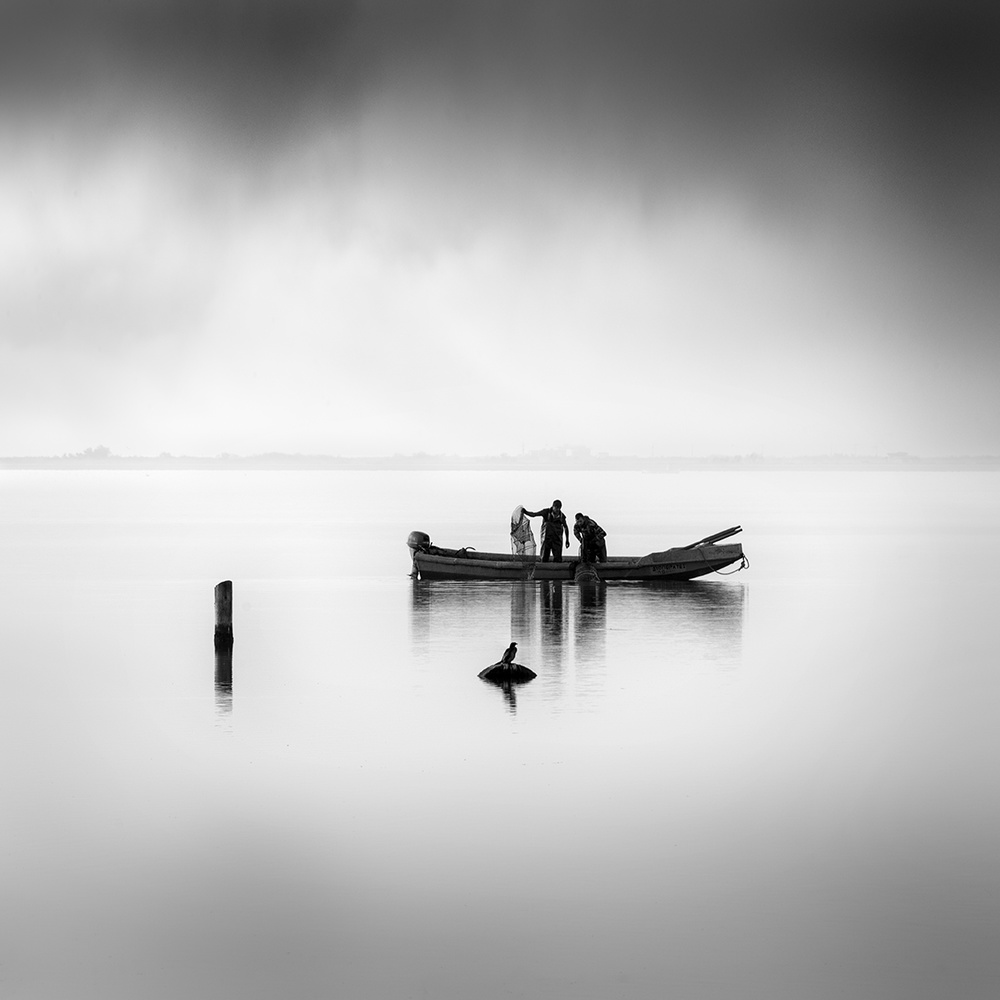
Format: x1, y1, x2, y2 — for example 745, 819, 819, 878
214, 647, 233, 730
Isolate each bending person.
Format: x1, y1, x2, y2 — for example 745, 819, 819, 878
574, 512, 608, 563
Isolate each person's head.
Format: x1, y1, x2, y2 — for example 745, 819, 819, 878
574, 512, 584, 521
552, 499, 562, 509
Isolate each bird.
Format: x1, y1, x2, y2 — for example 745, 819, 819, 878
500, 641, 517, 666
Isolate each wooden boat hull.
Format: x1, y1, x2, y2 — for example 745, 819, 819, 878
409, 541, 745, 582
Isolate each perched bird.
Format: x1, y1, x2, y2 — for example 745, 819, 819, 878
479, 641, 536, 684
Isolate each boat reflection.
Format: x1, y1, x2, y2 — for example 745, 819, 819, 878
410, 578, 746, 709
619, 580, 747, 667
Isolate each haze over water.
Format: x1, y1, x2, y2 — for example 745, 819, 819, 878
2, 468, 998, 999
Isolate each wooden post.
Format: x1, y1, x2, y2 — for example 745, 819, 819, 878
214, 580, 234, 651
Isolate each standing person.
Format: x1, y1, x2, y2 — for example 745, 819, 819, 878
523, 499, 570, 562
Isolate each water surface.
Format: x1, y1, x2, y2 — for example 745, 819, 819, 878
2, 470, 998, 999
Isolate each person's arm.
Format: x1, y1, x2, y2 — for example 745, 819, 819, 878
564, 520, 571, 546
522, 509, 540, 518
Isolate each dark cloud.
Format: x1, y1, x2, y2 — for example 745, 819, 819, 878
4, 1, 998, 312
0, 0, 361, 145
5, 1, 998, 134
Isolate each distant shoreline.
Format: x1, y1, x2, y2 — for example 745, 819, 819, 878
2, 454, 998, 472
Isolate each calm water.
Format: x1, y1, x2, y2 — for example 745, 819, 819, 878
2, 469, 998, 1000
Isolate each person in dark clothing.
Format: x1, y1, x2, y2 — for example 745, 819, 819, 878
523, 499, 570, 562
574, 512, 608, 563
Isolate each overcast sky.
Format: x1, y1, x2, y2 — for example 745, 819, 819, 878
2, 0, 998, 457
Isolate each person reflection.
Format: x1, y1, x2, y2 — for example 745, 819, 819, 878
573, 579, 607, 663
539, 580, 567, 663
509, 582, 538, 649
539, 581, 568, 685
540, 581, 566, 638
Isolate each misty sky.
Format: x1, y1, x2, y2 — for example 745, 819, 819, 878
2, 0, 998, 457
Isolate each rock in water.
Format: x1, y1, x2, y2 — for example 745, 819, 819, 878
478, 661, 537, 682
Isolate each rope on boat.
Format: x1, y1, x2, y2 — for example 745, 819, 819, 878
695, 548, 751, 576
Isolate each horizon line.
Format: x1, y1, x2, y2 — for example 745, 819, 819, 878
3, 449, 999, 465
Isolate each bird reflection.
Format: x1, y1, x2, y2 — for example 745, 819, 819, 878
480, 674, 522, 714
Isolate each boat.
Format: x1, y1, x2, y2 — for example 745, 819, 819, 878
407, 525, 748, 582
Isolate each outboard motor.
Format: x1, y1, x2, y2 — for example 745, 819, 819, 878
407, 530, 431, 578
407, 530, 431, 554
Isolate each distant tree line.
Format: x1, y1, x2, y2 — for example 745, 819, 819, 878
62, 445, 113, 459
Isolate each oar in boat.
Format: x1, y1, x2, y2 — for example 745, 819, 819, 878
680, 525, 742, 549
